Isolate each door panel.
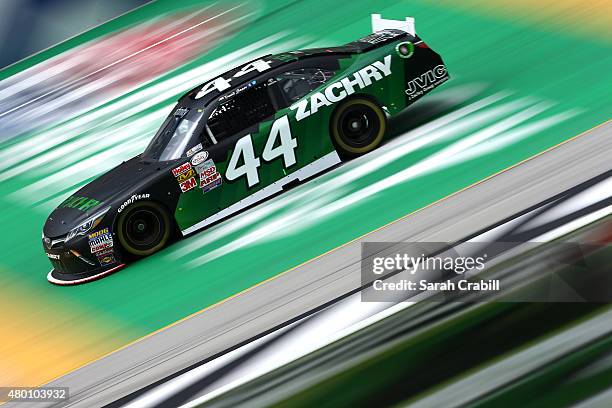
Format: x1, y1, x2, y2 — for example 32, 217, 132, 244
174, 68, 340, 232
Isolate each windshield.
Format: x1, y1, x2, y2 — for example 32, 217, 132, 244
142, 107, 206, 161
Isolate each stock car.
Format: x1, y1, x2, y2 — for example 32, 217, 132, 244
42, 14, 449, 284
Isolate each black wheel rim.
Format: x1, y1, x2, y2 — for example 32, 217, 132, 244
337, 105, 380, 148
123, 208, 163, 251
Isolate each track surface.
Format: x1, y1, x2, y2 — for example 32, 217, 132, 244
14, 121, 608, 408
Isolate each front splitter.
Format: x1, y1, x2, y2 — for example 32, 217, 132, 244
47, 264, 126, 286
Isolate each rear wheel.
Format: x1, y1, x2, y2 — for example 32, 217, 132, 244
331, 97, 386, 158
117, 201, 171, 257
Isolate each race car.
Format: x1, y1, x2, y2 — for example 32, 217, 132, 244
42, 14, 449, 284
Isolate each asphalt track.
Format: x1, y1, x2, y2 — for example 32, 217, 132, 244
14, 120, 611, 408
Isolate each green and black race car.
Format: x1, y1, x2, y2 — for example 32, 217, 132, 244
42, 14, 449, 284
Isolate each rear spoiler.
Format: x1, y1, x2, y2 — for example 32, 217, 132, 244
371, 14, 415, 36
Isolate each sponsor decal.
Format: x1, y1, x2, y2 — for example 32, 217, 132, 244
96, 249, 116, 267
405, 65, 448, 100
59, 195, 101, 212
117, 193, 150, 213
198, 159, 222, 192
176, 167, 196, 183
180, 177, 197, 192
46, 252, 60, 260
200, 173, 222, 193
395, 41, 414, 59
196, 159, 216, 175
88, 228, 113, 253
171, 162, 192, 177
186, 143, 203, 157
290, 55, 392, 121
88, 228, 109, 240
173, 161, 198, 192
190, 151, 209, 166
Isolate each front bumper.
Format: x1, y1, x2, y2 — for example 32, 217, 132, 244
43, 233, 124, 285
47, 264, 125, 285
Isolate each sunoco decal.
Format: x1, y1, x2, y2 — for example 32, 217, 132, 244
191, 151, 209, 166
117, 193, 150, 213
406, 65, 448, 100
290, 55, 392, 121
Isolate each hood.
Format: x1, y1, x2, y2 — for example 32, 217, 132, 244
43, 156, 174, 238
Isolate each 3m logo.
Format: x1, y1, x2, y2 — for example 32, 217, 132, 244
180, 177, 197, 192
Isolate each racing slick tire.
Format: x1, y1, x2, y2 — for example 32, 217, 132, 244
116, 201, 172, 257
330, 97, 386, 159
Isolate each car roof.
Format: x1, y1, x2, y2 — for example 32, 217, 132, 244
180, 29, 409, 107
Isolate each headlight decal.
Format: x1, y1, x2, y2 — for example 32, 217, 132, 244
66, 206, 110, 241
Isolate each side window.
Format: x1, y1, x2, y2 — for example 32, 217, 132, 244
207, 83, 275, 142
275, 68, 337, 108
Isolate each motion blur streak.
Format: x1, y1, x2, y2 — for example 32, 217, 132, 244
166, 178, 612, 408
182, 92, 579, 266
169, 86, 504, 257
436, 0, 612, 41
5, 34, 308, 209
0, 32, 292, 180
126, 298, 413, 408
0, 282, 127, 388
409, 308, 612, 408
0, 3, 248, 140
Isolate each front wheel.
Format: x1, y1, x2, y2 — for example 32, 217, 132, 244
116, 201, 172, 257
330, 97, 386, 159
